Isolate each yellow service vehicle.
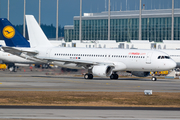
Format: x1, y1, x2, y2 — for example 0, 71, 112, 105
0, 64, 7, 70
150, 71, 169, 76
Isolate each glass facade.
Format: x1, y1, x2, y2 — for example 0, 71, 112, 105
64, 11, 180, 42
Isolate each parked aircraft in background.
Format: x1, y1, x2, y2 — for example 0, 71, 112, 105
0, 18, 44, 71
1, 15, 176, 81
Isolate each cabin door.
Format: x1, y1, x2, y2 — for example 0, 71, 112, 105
146, 52, 152, 64
46, 48, 52, 58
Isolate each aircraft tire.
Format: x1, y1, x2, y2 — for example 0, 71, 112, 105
110, 74, 119, 79
151, 76, 157, 81
89, 74, 93, 79
84, 74, 89, 79
114, 74, 119, 79
110, 74, 114, 79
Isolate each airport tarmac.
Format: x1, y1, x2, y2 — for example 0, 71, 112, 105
0, 69, 180, 120
0, 106, 180, 120
0, 70, 180, 92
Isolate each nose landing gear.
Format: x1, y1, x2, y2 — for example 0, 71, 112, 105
151, 76, 157, 81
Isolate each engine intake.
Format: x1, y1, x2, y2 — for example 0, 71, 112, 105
92, 65, 113, 77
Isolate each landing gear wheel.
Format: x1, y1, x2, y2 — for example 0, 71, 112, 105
110, 74, 114, 79
88, 74, 93, 79
84, 74, 89, 79
151, 77, 157, 81
84, 74, 93, 79
110, 74, 119, 80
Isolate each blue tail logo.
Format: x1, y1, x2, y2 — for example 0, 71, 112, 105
0, 18, 30, 47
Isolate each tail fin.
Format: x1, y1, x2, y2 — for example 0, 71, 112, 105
0, 18, 30, 47
25, 15, 53, 48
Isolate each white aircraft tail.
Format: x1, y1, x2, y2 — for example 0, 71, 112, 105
25, 15, 53, 48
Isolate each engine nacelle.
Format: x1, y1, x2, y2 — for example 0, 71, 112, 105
92, 65, 114, 77
131, 71, 150, 77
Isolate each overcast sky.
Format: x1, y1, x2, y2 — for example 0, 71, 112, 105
0, 0, 179, 27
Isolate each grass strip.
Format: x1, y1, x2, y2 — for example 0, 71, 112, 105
0, 91, 180, 107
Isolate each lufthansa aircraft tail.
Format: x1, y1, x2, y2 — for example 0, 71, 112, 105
0, 18, 30, 47
25, 15, 53, 48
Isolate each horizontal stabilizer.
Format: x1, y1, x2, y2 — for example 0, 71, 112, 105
2, 46, 38, 56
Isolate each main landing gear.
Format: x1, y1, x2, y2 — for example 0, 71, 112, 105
110, 72, 119, 80
84, 69, 93, 79
84, 73, 93, 79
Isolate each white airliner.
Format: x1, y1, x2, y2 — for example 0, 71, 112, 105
1, 15, 176, 81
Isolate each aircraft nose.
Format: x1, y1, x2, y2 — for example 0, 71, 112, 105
169, 60, 177, 69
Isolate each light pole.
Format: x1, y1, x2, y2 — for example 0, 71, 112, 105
7, 0, 9, 20
139, 0, 142, 40
79, 0, 82, 42
23, 0, 26, 38
39, 0, 41, 26
108, 0, 110, 40
56, 0, 59, 40
171, 0, 174, 40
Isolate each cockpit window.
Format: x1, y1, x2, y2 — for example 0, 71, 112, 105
158, 56, 170, 59
165, 56, 170, 59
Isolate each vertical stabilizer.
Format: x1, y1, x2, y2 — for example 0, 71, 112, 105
25, 15, 53, 48
0, 18, 30, 47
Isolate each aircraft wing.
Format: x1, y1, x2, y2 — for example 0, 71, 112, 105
2, 46, 114, 67
2, 46, 38, 56
35, 56, 114, 66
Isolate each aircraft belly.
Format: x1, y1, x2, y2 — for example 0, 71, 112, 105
51, 61, 83, 69
124, 60, 147, 71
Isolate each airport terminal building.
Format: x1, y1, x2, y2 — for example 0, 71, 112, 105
64, 9, 180, 42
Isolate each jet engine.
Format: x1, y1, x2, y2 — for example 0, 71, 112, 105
131, 71, 150, 77
92, 65, 114, 77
